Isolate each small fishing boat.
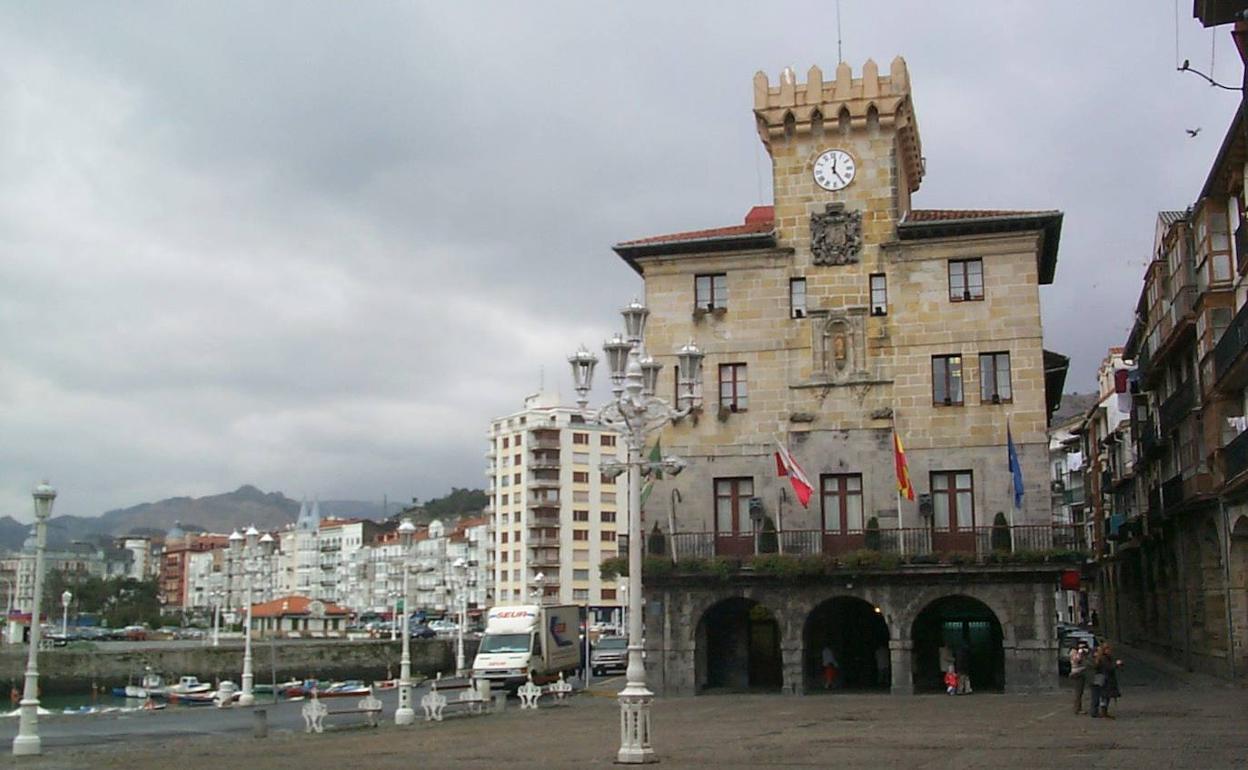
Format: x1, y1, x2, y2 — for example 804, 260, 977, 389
318, 680, 372, 698
372, 679, 398, 690
166, 691, 215, 706
166, 676, 211, 697
254, 679, 303, 696
113, 669, 167, 699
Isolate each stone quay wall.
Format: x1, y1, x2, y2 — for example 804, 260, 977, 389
0, 638, 479, 695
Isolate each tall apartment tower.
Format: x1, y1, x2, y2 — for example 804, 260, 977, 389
487, 391, 624, 620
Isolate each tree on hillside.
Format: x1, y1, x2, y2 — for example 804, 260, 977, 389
398, 487, 488, 525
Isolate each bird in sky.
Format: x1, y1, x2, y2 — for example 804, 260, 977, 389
1187, 127, 1202, 137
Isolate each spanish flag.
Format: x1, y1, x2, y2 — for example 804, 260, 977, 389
893, 431, 915, 501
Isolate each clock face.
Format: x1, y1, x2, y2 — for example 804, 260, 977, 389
812, 149, 856, 192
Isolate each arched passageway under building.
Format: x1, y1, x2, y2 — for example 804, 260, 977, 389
911, 595, 1004, 693
803, 596, 891, 691
695, 597, 783, 693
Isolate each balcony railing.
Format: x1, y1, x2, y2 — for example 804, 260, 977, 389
1224, 428, 1248, 486
1158, 380, 1196, 434
633, 524, 1089, 563
1138, 419, 1162, 459
1213, 301, 1248, 389
1162, 474, 1185, 511
1063, 487, 1085, 506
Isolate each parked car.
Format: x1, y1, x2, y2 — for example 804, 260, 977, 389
591, 636, 629, 676
408, 623, 437, 639
123, 625, 148, 641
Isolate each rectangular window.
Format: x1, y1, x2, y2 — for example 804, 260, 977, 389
601, 531, 617, 542
573, 549, 589, 562
948, 259, 984, 301
601, 492, 616, 503
719, 363, 749, 412
600, 473, 617, 485
500, 532, 509, 544
714, 477, 755, 535
501, 494, 509, 505
573, 569, 589, 581
932, 355, 964, 406
513, 453, 521, 465
500, 551, 509, 562
573, 589, 589, 601
600, 435, 616, 447
601, 511, 616, 523
870, 274, 888, 315
573, 490, 590, 503
601, 589, 617, 601
695, 273, 728, 310
979, 352, 1013, 404
931, 471, 975, 530
502, 437, 509, 449
573, 432, 589, 445
513, 473, 521, 484
573, 510, 589, 522
790, 278, 807, 319
820, 474, 864, 533
573, 471, 589, 483
513, 434, 522, 446
573, 530, 589, 541
573, 452, 590, 464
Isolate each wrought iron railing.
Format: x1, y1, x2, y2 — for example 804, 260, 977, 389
630, 524, 1089, 563
1158, 380, 1196, 434
1213, 301, 1248, 386
1224, 428, 1248, 486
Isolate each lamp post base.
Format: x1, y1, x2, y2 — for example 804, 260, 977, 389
616, 687, 656, 764
11, 733, 40, 757
395, 679, 414, 725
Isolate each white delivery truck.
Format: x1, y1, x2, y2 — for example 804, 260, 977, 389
471, 604, 580, 690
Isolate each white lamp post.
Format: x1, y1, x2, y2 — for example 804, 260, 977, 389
211, 588, 223, 647
13, 481, 56, 757
452, 557, 467, 676
568, 299, 702, 764
60, 590, 71, 637
394, 519, 416, 725
235, 527, 262, 707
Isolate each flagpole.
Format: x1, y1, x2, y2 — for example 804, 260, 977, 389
897, 488, 904, 557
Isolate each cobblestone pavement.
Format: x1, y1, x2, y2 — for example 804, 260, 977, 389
4, 659, 1246, 769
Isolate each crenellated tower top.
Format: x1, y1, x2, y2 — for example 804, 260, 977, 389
753, 58, 924, 194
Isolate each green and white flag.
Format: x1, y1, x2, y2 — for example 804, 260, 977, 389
640, 439, 662, 507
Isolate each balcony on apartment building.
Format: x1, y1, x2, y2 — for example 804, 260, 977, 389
1158, 380, 1197, 434
1220, 428, 1248, 495
1137, 418, 1163, 460
623, 523, 1089, 563
1213, 301, 1248, 396
530, 451, 561, 470
527, 529, 560, 548
529, 471, 561, 490
528, 509, 561, 527
529, 430, 562, 450
529, 548, 561, 568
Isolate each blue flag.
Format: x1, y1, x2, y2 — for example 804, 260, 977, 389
1007, 424, 1024, 509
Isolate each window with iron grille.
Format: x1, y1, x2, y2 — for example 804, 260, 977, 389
932, 355, 964, 405
979, 352, 1012, 403
948, 259, 984, 301
718, 363, 748, 412
695, 273, 728, 310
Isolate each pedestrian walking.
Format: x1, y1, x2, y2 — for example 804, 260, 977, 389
955, 643, 973, 694
1093, 643, 1123, 718
821, 645, 839, 690
1069, 641, 1090, 714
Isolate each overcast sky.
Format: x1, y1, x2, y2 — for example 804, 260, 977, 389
0, 2, 1241, 521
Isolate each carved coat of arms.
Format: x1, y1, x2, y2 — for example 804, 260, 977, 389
810, 203, 863, 266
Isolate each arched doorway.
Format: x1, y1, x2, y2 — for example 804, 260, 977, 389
803, 597, 890, 691
911, 595, 1004, 693
695, 598, 782, 692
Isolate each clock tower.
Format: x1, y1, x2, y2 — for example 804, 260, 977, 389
753, 58, 924, 267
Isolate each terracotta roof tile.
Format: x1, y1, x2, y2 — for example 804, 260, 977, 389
616, 206, 775, 247
904, 208, 1058, 223
251, 595, 349, 618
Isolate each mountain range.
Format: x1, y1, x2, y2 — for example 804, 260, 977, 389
0, 485, 403, 553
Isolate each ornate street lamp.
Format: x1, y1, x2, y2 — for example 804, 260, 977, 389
60, 590, 71, 637
236, 526, 262, 707
12, 481, 55, 757
567, 301, 702, 764
452, 557, 467, 676
395, 518, 416, 725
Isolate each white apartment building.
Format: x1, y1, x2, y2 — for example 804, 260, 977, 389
487, 391, 624, 620
120, 537, 153, 580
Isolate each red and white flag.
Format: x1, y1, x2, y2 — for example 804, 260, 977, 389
775, 442, 813, 508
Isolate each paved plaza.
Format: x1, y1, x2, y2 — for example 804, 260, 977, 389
4, 651, 1246, 770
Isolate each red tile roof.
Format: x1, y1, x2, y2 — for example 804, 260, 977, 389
251, 595, 349, 618
616, 207, 775, 247
904, 208, 1059, 223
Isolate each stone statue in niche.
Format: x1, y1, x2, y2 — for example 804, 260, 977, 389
810, 203, 863, 266
812, 310, 867, 382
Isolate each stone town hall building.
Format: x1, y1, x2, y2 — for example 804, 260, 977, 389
614, 59, 1076, 694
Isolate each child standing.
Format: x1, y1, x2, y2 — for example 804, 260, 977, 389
944, 666, 959, 695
